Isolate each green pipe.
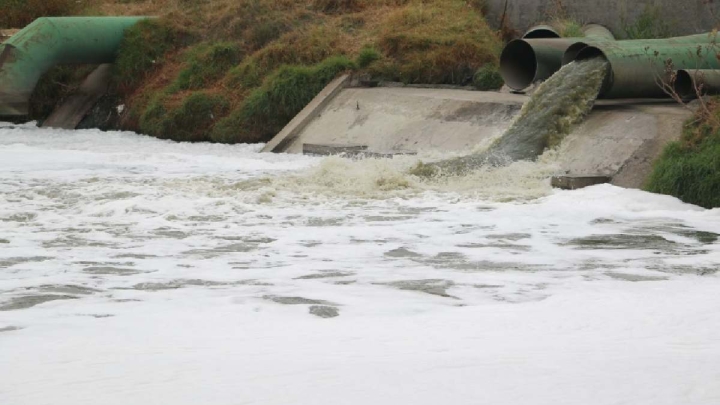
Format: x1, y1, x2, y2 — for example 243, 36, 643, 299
501, 24, 616, 91
0, 17, 146, 116
674, 69, 720, 99
561, 24, 616, 64
575, 40, 720, 98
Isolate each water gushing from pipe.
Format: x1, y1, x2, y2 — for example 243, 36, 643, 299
411, 58, 609, 177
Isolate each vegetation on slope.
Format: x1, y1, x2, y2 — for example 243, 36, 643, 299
55, 0, 500, 144
646, 100, 720, 209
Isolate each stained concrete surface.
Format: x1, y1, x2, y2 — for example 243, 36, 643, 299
266, 84, 691, 189
279, 87, 524, 155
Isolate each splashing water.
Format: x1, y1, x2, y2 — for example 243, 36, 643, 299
412, 58, 609, 176
189, 59, 607, 201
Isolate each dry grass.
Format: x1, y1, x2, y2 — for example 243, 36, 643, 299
0, 0, 80, 28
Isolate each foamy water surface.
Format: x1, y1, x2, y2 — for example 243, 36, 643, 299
2, 123, 720, 405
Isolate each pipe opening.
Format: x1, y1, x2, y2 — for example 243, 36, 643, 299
575, 46, 611, 96
500, 40, 537, 91
674, 70, 696, 99
523, 28, 561, 39
562, 42, 589, 65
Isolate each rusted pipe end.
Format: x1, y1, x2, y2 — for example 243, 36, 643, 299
575, 46, 612, 97
523, 25, 561, 39
500, 39, 537, 90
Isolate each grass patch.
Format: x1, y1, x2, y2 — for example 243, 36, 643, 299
552, 19, 585, 38
113, 18, 194, 93
646, 102, 720, 208
473, 65, 503, 90
170, 42, 243, 92
372, 0, 500, 85
0, 0, 78, 29
622, 5, 673, 39
212, 56, 355, 143
140, 91, 229, 142
356, 46, 382, 68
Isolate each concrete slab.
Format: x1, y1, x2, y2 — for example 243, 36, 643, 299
275, 87, 525, 155
556, 102, 691, 188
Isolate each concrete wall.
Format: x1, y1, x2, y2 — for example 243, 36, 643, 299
485, 0, 719, 36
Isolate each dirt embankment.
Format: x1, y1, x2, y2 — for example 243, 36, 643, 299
4, 0, 504, 144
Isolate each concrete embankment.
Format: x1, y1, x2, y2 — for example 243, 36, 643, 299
265, 79, 691, 190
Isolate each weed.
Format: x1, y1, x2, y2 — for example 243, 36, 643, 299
212, 56, 355, 143
113, 18, 193, 93
646, 121, 720, 208
225, 61, 264, 89
552, 19, 584, 37
473, 65, 504, 90
140, 92, 229, 142
246, 20, 288, 50
622, 5, 673, 39
170, 42, 243, 92
356, 46, 382, 68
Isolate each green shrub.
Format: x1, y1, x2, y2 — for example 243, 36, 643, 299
170, 42, 243, 92
246, 20, 287, 50
646, 126, 720, 209
113, 19, 193, 92
473, 65, 504, 90
622, 5, 672, 39
560, 21, 584, 38
225, 60, 264, 89
0, 0, 77, 29
140, 92, 229, 142
356, 46, 382, 68
212, 55, 355, 143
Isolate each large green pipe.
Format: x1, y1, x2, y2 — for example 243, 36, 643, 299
574, 40, 720, 98
501, 24, 615, 91
0, 17, 146, 116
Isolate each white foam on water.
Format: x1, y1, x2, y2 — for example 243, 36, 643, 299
1, 124, 720, 405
